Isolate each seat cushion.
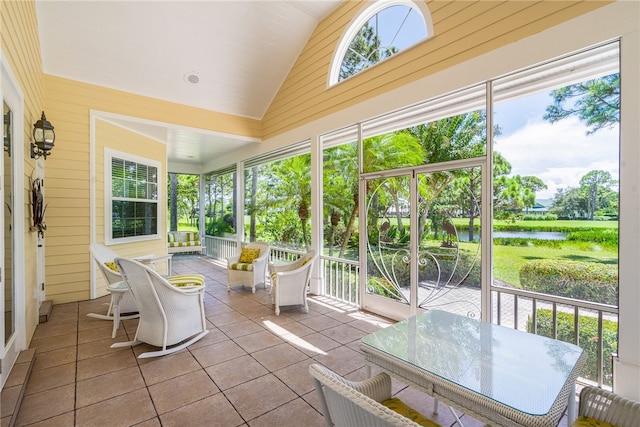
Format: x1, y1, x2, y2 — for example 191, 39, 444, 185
230, 262, 254, 271
571, 416, 616, 427
381, 397, 441, 427
167, 274, 205, 287
239, 247, 261, 263
104, 261, 119, 272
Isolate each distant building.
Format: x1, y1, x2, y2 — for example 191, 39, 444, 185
525, 199, 553, 215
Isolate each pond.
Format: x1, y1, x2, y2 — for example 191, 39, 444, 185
457, 231, 567, 241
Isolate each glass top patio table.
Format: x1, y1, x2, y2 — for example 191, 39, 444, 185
361, 309, 586, 426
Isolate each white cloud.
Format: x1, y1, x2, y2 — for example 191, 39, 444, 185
494, 116, 619, 198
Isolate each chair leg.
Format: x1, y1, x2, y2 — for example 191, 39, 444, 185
137, 330, 209, 359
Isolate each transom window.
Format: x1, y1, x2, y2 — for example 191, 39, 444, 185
329, 1, 430, 85
105, 149, 159, 243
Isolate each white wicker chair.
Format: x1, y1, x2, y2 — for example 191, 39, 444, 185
226, 241, 270, 293
575, 386, 640, 427
111, 257, 209, 358
87, 243, 139, 337
309, 363, 440, 427
269, 250, 317, 315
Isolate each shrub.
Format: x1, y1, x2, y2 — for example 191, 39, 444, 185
493, 238, 563, 249
520, 259, 618, 305
530, 309, 617, 386
522, 214, 558, 221
566, 229, 618, 247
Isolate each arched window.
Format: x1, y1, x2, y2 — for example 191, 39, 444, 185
329, 1, 431, 85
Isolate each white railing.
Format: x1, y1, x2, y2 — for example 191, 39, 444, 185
322, 255, 360, 307
203, 235, 237, 260
491, 284, 618, 388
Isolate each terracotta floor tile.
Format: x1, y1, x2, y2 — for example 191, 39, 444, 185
318, 322, 366, 344
24, 362, 76, 395
11, 256, 510, 427
14, 384, 75, 426
76, 365, 146, 408
233, 330, 285, 353
77, 337, 130, 361
75, 388, 156, 427
273, 360, 316, 396
251, 342, 309, 372
76, 348, 138, 381
206, 354, 269, 390
298, 314, 343, 332
138, 350, 201, 386
29, 333, 77, 354
159, 393, 244, 427
147, 370, 219, 415
191, 339, 246, 367
31, 322, 78, 340
218, 319, 265, 339
248, 397, 325, 427
311, 344, 364, 376
287, 331, 341, 357
32, 346, 77, 371
21, 411, 75, 427
224, 374, 297, 421
0, 385, 20, 417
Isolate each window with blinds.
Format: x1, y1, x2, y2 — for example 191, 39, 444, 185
106, 150, 160, 243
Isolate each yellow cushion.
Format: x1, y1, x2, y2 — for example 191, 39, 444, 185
104, 261, 119, 272
239, 247, 260, 263
167, 274, 205, 288
571, 416, 617, 427
381, 397, 441, 427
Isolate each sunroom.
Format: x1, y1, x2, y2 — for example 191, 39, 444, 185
1, 0, 639, 425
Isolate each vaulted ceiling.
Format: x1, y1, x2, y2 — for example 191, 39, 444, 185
36, 1, 343, 169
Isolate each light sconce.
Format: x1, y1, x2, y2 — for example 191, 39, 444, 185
3, 111, 10, 155
31, 111, 55, 160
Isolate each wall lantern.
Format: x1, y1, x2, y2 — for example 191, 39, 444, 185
31, 111, 55, 160
3, 111, 10, 155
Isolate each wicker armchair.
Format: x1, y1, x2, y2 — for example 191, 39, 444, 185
575, 386, 640, 427
269, 250, 317, 315
309, 363, 440, 427
226, 241, 270, 293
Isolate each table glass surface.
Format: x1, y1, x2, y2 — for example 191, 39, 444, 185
361, 310, 584, 416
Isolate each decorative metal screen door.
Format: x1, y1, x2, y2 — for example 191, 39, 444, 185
361, 164, 483, 321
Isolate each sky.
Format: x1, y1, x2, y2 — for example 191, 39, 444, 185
493, 92, 619, 199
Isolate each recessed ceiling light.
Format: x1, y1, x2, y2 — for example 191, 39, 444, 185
184, 72, 199, 84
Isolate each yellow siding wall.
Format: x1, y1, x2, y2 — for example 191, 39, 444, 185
262, 0, 612, 138
92, 120, 168, 297
44, 75, 253, 303
1, 0, 43, 341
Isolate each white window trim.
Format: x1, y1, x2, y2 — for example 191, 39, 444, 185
328, 0, 433, 87
104, 148, 161, 245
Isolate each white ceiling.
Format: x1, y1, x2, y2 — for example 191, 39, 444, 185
36, 0, 342, 170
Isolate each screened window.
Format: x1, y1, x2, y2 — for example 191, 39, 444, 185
106, 150, 159, 243
330, 1, 429, 84
244, 142, 311, 249
204, 168, 236, 237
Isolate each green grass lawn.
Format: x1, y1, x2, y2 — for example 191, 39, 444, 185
452, 218, 618, 232
493, 242, 618, 287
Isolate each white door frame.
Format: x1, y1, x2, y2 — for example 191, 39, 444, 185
1, 54, 27, 388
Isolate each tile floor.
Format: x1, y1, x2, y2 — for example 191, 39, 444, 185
6, 255, 566, 426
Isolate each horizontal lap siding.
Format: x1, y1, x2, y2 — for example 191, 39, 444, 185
43, 70, 263, 303
262, 0, 612, 139
2, 0, 43, 340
